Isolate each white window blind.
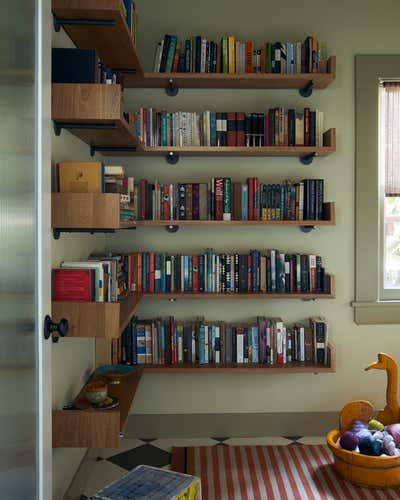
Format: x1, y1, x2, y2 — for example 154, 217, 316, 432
383, 82, 400, 196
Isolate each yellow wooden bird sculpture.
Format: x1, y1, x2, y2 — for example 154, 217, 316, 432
365, 353, 400, 425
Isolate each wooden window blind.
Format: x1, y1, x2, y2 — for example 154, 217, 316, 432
383, 82, 400, 196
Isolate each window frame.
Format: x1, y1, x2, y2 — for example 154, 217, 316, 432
354, 55, 400, 324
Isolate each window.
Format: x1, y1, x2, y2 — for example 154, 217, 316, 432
354, 56, 400, 324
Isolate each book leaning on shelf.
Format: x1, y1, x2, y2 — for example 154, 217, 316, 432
112, 316, 329, 367
132, 177, 325, 222
153, 34, 327, 74
132, 107, 324, 148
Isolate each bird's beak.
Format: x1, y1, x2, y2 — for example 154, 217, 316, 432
365, 361, 380, 371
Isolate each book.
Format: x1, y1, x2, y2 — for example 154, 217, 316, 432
52, 268, 93, 302
52, 48, 100, 84
57, 161, 104, 193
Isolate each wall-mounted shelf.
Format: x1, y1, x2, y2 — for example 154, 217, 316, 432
52, 193, 136, 238
123, 56, 336, 95
52, 293, 142, 339
52, 370, 141, 448
54, 341, 335, 447
52, 0, 143, 74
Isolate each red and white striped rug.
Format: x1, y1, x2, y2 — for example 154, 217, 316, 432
171, 444, 400, 499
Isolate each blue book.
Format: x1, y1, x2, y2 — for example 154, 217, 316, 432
198, 323, 206, 364
210, 112, 217, 146
188, 256, 192, 291
206, 248, 213, 292
251, 326, 259, 363
123, 0, 133, 32
136, 325, 146, 364
131, 322, 137, 364
101, 162, 105, 192
142, 253, 148, 292
155, 254, 161, 292
185, 40, 191, 72
160, 325, 165, 362
161, 254, 166, 293
198, 254, 205, 292
280, 184, 285, 221
241, 184, 248, 220
161, 111, 167, 146
211, 325, 216, 361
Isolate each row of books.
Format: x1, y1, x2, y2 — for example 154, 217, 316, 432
120, 0, 137, 45
133, 108, 324, 147
153, 35, 327, 74
134, 178, 325, 222
113, 316, 329, 366
128, 249, 329, 294
52, 248, 330, 301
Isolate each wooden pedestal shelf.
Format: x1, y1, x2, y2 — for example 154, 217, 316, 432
52, 84, 140, 154
54, 343, 335, 447
52, 370, 141, 448
52, 0, 143, 74
52, 193, 135, 231
52, 293, 142, 338
123, 56, 336, 90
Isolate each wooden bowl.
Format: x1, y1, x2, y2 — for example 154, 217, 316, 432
327, 430, 400, 488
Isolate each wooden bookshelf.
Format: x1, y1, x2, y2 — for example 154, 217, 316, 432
52, 83, 140, 154
52, 293, 142, 339
123, 56, 336, 90
52, 193, 135, 231
52, 369, 141, 448
52, 0, 143, 74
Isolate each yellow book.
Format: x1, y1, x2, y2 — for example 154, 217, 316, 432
228, 36, 235, 74
57, 161, 104, 193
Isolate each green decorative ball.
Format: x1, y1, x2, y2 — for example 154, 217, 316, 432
368, 419, 384, 431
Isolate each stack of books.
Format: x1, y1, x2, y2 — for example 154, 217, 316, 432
128, 248, 330, 294
133, 177, 325, 222
153, 35, 327, 74
132, 107, 324, 147
113, 316, 329, 366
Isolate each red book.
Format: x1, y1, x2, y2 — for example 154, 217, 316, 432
227, 112, 237, 146
140, 179, 147, 219
260, 46, 265, 73
284, 111, 288, 146
304, 108, 310, 146
214, 177, 224, 220
53, 269, 93, 302
172, 42, 181, 73
247, 255, 252, 292
163, 184, 170, 220
148, 252, 155, 293
192, 255, 199, 292
142, 107, 147, 145
236, 112, 245, 146
245, 41, 253, 73
192, 183, 200, 220
170, 316, 176, 365
247, 177, 254, 220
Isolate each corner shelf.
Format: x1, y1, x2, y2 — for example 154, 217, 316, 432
53, 342, 335, 447
123, 56, 336, 93
52, 0, 143, 74
52, 369, 141, 448
52, 193, 136, 238
52, 292, 142, 339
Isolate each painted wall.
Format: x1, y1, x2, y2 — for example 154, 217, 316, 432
104, 0, 400, 414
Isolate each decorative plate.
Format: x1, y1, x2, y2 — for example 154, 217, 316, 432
92, 396, 119, 410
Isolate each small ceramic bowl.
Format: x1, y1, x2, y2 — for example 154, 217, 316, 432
84, 380, 108, 404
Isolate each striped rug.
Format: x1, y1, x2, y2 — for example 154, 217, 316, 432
171, 444, 400, 499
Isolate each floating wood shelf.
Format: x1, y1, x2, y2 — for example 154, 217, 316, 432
52, 193, 135, 237
52, 83, 140, 155
123, 56, 336, 91
52, 369, 141, 448
52, 0, 143, 74
54, 342, 335, 447
52, 293, 142, 339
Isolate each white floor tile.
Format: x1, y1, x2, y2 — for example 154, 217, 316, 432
297, 436, 327, 445
224, 436, 293, 446
83, 460, 127, 498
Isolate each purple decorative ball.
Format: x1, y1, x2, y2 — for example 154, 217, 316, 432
350, 420, 368, 434
339, 431, 359, 451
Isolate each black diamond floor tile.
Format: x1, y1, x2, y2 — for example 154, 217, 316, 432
211, 437, 230, 443
107, 444, 171, 471
283, 435, 303, 442
139, 438, 157, 443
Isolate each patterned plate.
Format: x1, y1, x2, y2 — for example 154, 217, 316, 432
92, 396, 119, 410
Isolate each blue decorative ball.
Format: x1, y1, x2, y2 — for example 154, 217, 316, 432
358, 434, 382, 456
350, 420, 368, 433
339, 431, 359, 451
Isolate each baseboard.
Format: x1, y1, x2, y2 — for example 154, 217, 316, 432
124, 412, 337, 439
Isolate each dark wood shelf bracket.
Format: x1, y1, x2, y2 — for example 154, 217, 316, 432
53, 121, 117, 137
165, 224, 179, 233
166, 78, 179, 97
53, 228, 116, 240
53, 16, 116, 33
165, 151, 180, 164
299, 79, 315, 98
90, 145, 137, 157
299, 152, 316, 165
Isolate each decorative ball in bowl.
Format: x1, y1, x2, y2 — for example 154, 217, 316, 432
84, 380, 108, 404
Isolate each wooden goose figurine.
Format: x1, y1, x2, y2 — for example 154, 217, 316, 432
365, 353, 400, 425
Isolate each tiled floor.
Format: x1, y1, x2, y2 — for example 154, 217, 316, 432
71, 436, 326, 499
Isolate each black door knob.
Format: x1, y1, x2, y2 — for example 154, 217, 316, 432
44, 315, 69, 343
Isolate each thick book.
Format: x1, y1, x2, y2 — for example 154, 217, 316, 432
52, 268, 93, 302
52, 48, 100, 84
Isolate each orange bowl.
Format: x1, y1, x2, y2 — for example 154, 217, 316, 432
326, 429, 400, 488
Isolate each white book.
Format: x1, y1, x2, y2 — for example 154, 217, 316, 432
105, 165, 124, 176
299, 326, 305, 362
283, 326, 287, 364
153, 40, 163, 72
201, 38, 207, 72
215, 255, 220, 293
237, 331, 244, 363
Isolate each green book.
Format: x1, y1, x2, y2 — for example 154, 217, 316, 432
165, 35, 177, 73
161, 111, 167, 146
222, 37, 228, 73
265, 42, 272, 73
223, 177, 231, 221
